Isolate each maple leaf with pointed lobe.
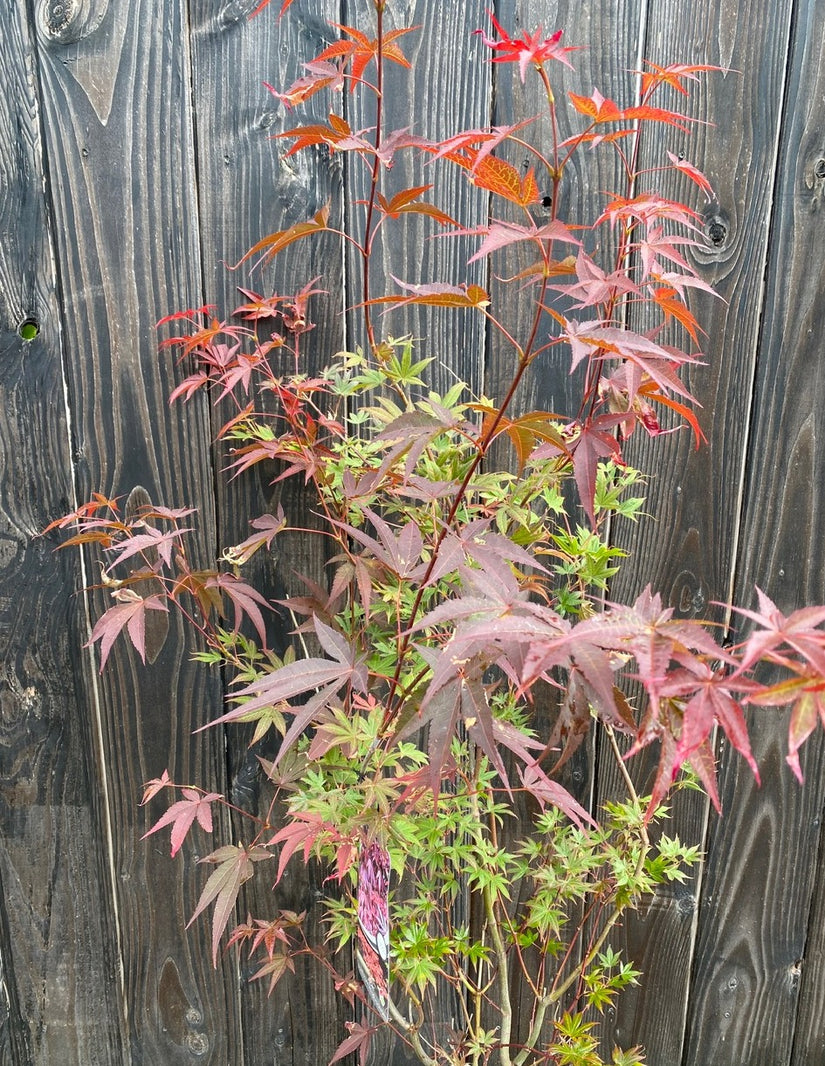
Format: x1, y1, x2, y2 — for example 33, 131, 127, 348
330, 1021, 376, 1066
188, 845, 272, 965
204, 572, 273, 646
87, 591, 169, 670
250, 0, 294, 17
550, 249, 640, 309
666, 151, 715, 200
201, 617, 367, 765
222, 509, 287, 566
596, 193, 703, 232
569, 88, 699, 132
475, 14, 576, 82
315, 23, 414, 89
265, 60, 344, 109
142, 787, 222, 857
42, 492, 122, 535
638, 60, 723, 99
373, 278, 490, 312
232, 205, 330, 270
749, 676, 825, 783
731, 587, 825, 677
531, 413, 624, 526
140, 769, 172, 805
424, 118, 537, 167
463, 219, 579, 263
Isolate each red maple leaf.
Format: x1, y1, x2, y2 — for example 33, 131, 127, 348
731, 587, 825, 677
87, 591, 169, 670
265, 60, 344, 109
142, 787, 222, 857
639, 60, 722, 100
187, 845, 272, 965
475, 14, 576, 82
329, 1021, 376, 1066
749, 677, 825, 782
315, 23, 414, 89
204, 571, 273, 646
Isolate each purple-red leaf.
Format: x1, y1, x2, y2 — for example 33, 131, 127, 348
329, 1021, 376, 1066
142, 788, 222, 857
465, 219, 579, 263
205, 571, 273, 645
520, 762, 597, 830
187, 844, 271, 966
103, 525, 191, 571
87, 592, 169, 670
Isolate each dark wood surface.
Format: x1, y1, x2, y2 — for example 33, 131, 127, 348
599, 0, 801, 1061
0, 2, 126, 1061
683, 1, 825, 1062
23, 0, 239, 1061
2, 0, 825, 1062
187, 2, 350, 1062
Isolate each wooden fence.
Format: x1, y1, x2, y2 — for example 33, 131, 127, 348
2, 0, 825, 1062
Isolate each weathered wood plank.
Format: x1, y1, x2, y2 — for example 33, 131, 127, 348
28, 0, 242, 1060
684, 735, 825, 1066
483, 0, 648, 1056
0, 2, 129, 1062
486, 0, 646, 423
791, 783, 825, 1064
186, 1, 349, 1062
345, 0, 490, 395
333, 4, 493, 1061
610, 0, 796, 621
596, 0, 802, 1060
684, 0, 825, 1061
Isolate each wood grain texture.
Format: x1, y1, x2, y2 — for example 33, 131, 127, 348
611, 0, 796, 621
186, 3, 352, 1060
483, 2, 649, 1058
344, 0, 491, 396
596, 0, 800, 1060
29, 0, 240, 1060
684, 1, 825, 1062
2, 0, 825, 1062
0, 1, 128, 1062
485, 0, 646, 423
682, 730, 825, 1066
791, 777, 825, 1066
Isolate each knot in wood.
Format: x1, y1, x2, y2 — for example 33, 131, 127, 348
696, 197, 730, 250
36, 0, 107, 43
219, 0, 257, 26
18, 317, 40, 341
41, 0, 79, 37
706, 218, 728, 247
185, 1030, 209, 1055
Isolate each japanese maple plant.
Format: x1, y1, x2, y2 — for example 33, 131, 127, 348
48, 2, 825, 1064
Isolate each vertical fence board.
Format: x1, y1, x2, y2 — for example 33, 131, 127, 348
28, 0, 241, 1061
344, 0, 490, 389
186, 1, 349, 1062
486, 0, 645, 420
684, 0, 825, 1062
791, 795, 825, 1065
485, 0, 645, 1055
0, 2, 127, 1062
599, 0, 798, 1061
